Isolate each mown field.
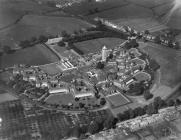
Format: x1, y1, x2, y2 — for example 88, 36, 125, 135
74, 37, 124, 54
0, 44, 59, 68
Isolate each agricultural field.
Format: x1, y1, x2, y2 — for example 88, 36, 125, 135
0, 15, 93, 48
0, 44, 59, 68
74, 38, 124, 54
88, 3, 168, 32
0, 0, 55, 29
63, 0, 128, 16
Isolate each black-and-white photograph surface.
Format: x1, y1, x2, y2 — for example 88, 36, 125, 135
0, 0, 181, 140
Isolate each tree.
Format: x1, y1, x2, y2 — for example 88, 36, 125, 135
94, 8, 99, 13
146, 103, 157, 115
19, 40, 31, 48
79, 102, 85, 108
39, 35, 48, 43
88, 9, 94, 14
103, 116, 114, 129
173, 42, 180, 50
128, 109, 135, 119
153, 96, 165, 109
30, 37, 37, 42
96, 20, 105, 30
108, 53, 113, 59
61, 30, 70, 38
100, 98, 106, 106
144, 90, 153, 100
128, 82, 144, 96
144, 30, 150, 35
58, 41, 65, 47
154, 35, 161, 44
3, 45, 11, 53
46, 1, 56, 7
168, 99, 175, 106
73, 30, 79, 35
87, 121, 99, 134
71, 126, 81, 138
134, 107, 145, 116
96, 62, 104, 69
118, 113, 125, 121
176, 99, 181, 106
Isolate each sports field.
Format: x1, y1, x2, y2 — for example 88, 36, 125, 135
107, 93, 131, 108
74, 38, 124, 54
45, 93, 75, 105
0, 44, 59, 68
39, 63, 62, 75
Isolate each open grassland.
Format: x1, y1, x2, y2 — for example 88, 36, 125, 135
140, 42, 181, 88
0, 44, 59, 68
74, 38, 124, 54
0, 15, 93, 47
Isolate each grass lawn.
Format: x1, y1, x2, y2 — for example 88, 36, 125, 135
0, 44, 59, 68
140, 42, 181, 87
74, 38, 124, 54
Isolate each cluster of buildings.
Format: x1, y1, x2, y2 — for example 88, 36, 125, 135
84, 106, 181, 140
55, 0, 83, 8
101, 45, 149, 91
94, 17, 179, 49
116, 106, 179, 133
11, 37, 152, 110
58, 58, 77, 71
